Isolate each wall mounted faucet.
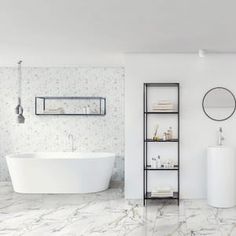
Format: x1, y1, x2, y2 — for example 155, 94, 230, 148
218, 127, 225, 146
68, 134, 76, 152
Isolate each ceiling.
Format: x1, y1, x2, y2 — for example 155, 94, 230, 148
0, 0, 236, 57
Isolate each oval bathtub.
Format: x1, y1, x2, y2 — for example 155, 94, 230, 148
6, 152, 115, 194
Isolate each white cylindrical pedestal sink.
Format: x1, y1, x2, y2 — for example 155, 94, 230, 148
207, 146, 236, 208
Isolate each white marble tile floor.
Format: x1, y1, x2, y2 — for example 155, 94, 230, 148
0, 183, 235, 236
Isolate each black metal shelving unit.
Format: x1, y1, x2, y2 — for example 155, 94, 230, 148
143, 83, 180, 206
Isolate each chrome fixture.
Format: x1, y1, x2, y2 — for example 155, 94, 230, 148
15, 60, 25, 123
218, 127, 224, 146
68, 134, 76, 152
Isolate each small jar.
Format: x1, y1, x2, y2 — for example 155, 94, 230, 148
163, 162, 168, 168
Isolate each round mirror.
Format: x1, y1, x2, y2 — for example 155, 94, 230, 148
202, 87, 236, 121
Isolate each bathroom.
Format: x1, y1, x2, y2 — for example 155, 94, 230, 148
2, 1, 236, 235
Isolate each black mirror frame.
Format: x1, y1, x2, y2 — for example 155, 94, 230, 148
202, 87, 236, 122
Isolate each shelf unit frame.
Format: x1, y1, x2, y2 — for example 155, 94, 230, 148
35, 96, 106, 116
143, 83, 180, 206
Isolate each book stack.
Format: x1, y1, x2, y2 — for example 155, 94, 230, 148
152, 101, 174, 111
151, 187, 174, 198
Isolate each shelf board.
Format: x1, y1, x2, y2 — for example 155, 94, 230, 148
35, 113, 105, 116
144, 111, 178, 114
145, 167, 179, 171
145, 192, 179, 200
145, 139, 179, 143
37, 96, 105, 100
145, 83, 179, 87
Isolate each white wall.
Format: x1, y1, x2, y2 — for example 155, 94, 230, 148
125, 53, 236, 199
0, 53, 124, 67
0, 67, 124, 181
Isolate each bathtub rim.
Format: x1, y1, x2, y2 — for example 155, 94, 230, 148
5, 152, 116, 160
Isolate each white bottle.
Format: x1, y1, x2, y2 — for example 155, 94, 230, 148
151, 158, 157, 168
169, 160, 174, 168
167, 160, 171, 168
169, 127, 173, 140
157, 155, 161, 168
86, 105, 90, 114
163, 132, 166, 141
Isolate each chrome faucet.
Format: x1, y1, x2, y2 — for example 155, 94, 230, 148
218, 127, 225, 146
68, 134, 76, 152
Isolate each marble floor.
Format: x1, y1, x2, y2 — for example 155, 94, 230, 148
0, 183, 236, 236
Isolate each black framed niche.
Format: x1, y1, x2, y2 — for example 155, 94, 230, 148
202, 87, 236, 121
35, 96, 106, 116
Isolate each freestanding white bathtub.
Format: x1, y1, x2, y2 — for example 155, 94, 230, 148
6, 152, 115, 194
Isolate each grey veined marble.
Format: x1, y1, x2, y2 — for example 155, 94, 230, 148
1, 182, 236, 236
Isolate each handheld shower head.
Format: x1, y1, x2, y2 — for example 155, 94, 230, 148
15, 97, 21, 114
16, 60, 25, 124
17, 114, 25, 123
17, 106, 25, 123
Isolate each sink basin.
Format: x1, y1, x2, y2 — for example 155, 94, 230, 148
207, 146, 236, 208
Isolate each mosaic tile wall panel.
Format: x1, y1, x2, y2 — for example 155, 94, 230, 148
0, 67, 125, 181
